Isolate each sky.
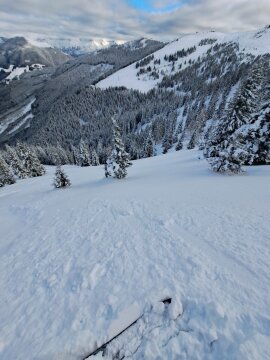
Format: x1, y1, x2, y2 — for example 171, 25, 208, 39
0, 0, 269, 41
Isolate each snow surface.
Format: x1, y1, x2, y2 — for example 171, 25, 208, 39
0, 150, 270, 359
1, 64, 45, 84
97, 27, 270, 93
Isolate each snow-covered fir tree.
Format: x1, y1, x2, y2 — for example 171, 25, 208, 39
53, 166, 71, 188
5, 145, 28, 179
105, 117, 132, 179
17, 143, 46, 177
0, 154, 16, 187
232, 102, 270, 165
79, 141, 91, 167
91, 149, 100, 166
204, 59, 267, 173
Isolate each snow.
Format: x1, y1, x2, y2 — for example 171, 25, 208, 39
1, 64, 45, 84
5, 66, 29, 81
97, 27, 270, 93
7, 113, 33, 135
0, 150, 270, 359
0, 98, 35, 135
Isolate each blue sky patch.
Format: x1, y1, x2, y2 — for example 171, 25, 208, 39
128, 0, 185, 13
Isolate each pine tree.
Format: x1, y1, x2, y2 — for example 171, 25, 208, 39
0, 155, 16, 187
79, 141, 91, 167
105, 117, 132, 179
53, 166, 71, 188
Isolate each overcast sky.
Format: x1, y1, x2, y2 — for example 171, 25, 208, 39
0, 0, 269, 40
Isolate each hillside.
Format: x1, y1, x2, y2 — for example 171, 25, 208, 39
0, 150, 269, 359
97, 26, 270, 92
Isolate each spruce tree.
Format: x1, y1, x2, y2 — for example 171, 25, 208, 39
53, 166, 71, 188
0, 155, 16, 187
105, 117, 132, 179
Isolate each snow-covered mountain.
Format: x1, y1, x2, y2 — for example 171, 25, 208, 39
27, 37, 126, 56
98, 26, 270, 92
0, 26, 269, 168
0, 36, 71, 82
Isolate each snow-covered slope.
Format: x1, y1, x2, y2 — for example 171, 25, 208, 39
0, 151, 270, 359
97, 26, 270, 92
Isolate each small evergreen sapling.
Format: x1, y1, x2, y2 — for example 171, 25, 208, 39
53, 166, 71, 188
105, 117, 132, 179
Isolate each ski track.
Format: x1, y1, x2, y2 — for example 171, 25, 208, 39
0, 151, 270, 359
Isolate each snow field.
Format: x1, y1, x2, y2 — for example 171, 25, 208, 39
0, 150, 270, 359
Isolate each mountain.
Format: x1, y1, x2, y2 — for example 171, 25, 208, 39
0, 27, 269, 167
27, 37, 126, 56
0, 36, 71, 82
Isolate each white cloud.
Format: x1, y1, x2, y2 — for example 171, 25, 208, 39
0, 0, 269, 41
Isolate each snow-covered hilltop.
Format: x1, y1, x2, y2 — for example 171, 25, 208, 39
97, 26, 270, 92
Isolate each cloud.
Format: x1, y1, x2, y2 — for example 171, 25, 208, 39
0, 0, 269, 41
